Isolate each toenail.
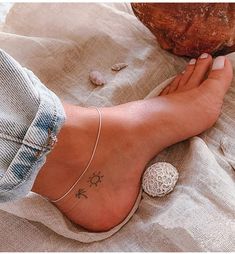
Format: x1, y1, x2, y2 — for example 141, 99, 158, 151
212, 56, 225, 70
199, 53, 209, 59
189, 59, 196, 65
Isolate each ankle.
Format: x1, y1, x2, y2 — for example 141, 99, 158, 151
32, 103, 100, 200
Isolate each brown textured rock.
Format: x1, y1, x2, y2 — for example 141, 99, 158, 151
131, 3, 235, 58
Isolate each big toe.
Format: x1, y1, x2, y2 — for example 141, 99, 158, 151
201, 55, 233, 96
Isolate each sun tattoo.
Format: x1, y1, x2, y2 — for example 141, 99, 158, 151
88, 171, 104, 187
75, 188, 88, 199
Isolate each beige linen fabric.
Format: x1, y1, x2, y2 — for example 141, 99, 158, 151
0, 3, 235, 251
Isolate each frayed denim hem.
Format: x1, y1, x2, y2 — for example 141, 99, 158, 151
0, 49, 66, 202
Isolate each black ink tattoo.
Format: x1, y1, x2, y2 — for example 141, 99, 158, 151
75, 188, 88, 199
88, 171, 104, 187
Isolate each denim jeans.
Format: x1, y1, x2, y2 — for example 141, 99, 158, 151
0, 49, 66, 202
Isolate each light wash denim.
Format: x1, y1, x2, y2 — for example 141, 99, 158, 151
0, 49, 66, 202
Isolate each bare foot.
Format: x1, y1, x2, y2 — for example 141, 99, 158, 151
32, 53, 233, 232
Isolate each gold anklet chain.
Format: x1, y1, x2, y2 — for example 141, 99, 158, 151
50, 106, 102, 203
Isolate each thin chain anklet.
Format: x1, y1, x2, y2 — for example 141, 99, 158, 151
50, 106, 102, 203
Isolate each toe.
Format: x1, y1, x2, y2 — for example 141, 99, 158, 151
167, 74, 182, 94
160, 73, 182, 96
177, 58, 196, 91
160, 84, 170, 95
185, 53, 213, 89
201, 55, 233, 96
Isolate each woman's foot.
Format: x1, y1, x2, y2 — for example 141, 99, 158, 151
32, 53, 233, 232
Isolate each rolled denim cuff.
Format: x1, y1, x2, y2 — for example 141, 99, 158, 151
0, 49, 66, 202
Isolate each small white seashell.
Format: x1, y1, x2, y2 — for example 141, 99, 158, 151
111, 63, 128, 71
89, 70, 106, 86
142, 162, 179, 197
